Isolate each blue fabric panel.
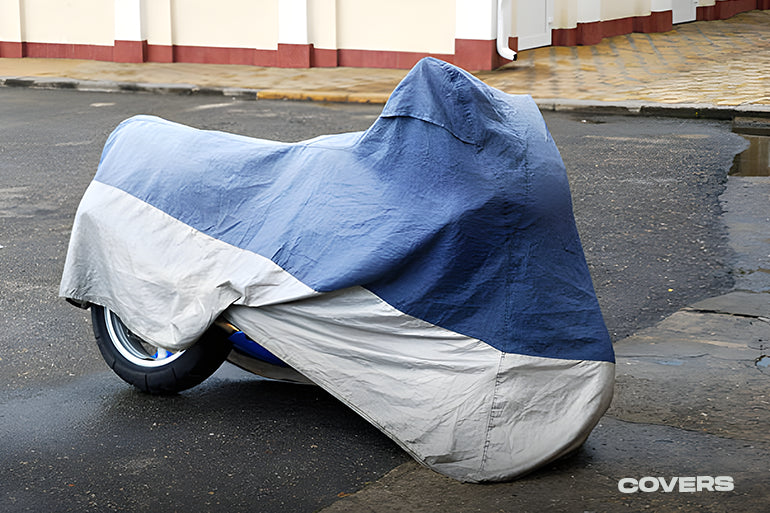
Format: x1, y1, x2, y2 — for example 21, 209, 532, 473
94, 58, 613, 363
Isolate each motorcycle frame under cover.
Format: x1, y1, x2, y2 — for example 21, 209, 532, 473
61, 58, 614, 482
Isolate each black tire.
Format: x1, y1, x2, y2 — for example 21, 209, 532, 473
91, 305, 232, 394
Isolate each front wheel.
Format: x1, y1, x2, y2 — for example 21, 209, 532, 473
91, 305, 232, 394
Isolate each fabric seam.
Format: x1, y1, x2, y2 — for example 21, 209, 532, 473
478, 350, 506, 474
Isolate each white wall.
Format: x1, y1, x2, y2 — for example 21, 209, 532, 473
602, 0, 652, 21
169, 0, 278, 49
20, 0, 114, 45
335, 0, 455, 54
308, 0, 337, 49
0, 0, 23, 42
456, 0, 496, 40
142, 0, 172, 47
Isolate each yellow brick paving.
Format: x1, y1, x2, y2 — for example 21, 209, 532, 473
0, 10, 768, 106
479, 10, 770, 106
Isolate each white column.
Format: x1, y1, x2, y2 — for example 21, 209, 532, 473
651, 0, 673, 12
307, 0, 336, 50
114, 0, 146, 62
455, 0, 511, 70
577, 0, 602, 23
114, 0, 144, 42
0, 0, 23, 53
142, 0, 172, 48
278, 0, 309, 45
456, 0, 496, 40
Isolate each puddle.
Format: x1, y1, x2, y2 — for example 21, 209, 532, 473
730, 117, 770, 176
756, 355, 770, 373
730, 135, 770, 176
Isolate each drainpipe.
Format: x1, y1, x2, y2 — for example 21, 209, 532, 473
496, 0, 517, 61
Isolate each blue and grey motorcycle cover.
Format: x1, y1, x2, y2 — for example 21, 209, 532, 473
61, 58, 614, 482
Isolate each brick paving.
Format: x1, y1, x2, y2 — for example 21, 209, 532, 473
480, 10, 770, 106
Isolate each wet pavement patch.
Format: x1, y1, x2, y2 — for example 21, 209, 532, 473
730, 118, 770, 177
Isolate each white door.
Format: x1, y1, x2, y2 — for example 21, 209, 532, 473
672, 0, 698, 24
516, 0, 553, 50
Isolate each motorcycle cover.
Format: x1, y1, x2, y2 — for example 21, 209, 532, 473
61, 57, 614, 482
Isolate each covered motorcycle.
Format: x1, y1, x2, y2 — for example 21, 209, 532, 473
60, 57, 614, 482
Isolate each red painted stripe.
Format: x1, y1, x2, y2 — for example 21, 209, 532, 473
634, 11, 673, 33
553, 9, 679, 46
277, 43, 311, 68
336, 48, 454, 69
114, 40, 147, 63
554, 1, 763, 47
311, 48, 338, 68
454, 38, 512, 71
699, 0, 762, 20
170, 45, 270, 66
146, 44, 173, 63
0, 41, 23, 58
22, 42, 113, 61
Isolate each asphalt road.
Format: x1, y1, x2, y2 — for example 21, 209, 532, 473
0, 88, 748, 512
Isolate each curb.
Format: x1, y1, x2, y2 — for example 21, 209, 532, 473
3, 75, 770, 119
535, 98, 770, 120
255, 89, 390, 104
0, 75, 260, 100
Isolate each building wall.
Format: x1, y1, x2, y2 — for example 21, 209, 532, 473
601, 0, 652, 21
0, 0, 22, 44
143, 0, 172, 47
168, 0, 278, 50
0, 0, 766, 70
20, 0, 114, 45
308, 0, 337, 50
553, 0, 671, 30
335, 0, 454, 54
